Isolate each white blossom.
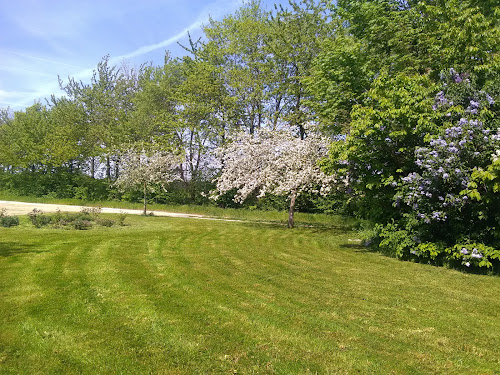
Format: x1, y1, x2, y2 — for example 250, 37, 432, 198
212, 129, 336, 227
115, 148, 183, 214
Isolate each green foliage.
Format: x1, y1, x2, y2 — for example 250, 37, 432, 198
324, 72, 439, 222
0, 215, 19, 228
413, 242, 446, 262
27, 207, 105, 230
73, 219, 93, 230
117, 213, 127, 226
0, 209, 20, 228
95, 218, 115, 227
0, 169, 111, 200
377, 222, 416, 258
446, 242, 500, 270
28, 209, 52, 228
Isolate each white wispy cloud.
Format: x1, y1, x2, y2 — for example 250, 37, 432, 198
110, 0, 240, 63
1, 0, 244, 110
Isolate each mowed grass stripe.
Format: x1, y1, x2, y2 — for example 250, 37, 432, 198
1, 215, 499, 374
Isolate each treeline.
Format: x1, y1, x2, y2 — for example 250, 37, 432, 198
0, 0, 334, 206
0, 0, 498, 267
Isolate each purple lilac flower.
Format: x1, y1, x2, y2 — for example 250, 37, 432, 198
461, 248, 469, 255
470, 100, 479, 108
465, 262, 470, 267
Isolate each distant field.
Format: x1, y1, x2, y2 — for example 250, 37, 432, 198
1, 214, 499, 374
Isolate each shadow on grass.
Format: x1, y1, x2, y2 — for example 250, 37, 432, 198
0, 242, 46, 257
237, 221, 357, 237
339, 243, 367, 251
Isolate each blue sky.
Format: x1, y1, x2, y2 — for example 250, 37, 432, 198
0, 0, 286, 110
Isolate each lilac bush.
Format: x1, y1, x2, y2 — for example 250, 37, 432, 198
392, 70, 499, 269
398, 116, 499, 224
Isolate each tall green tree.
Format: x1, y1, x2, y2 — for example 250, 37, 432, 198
307, 0, 499, 133
267, 0, 333, 138
59, 56, 136, 178
202, 1, 271, 134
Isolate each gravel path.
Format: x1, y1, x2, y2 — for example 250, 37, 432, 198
0, 200, 216, 220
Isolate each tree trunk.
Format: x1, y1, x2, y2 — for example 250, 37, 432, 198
288, 190, 297, 228
90, 158, 95, 179
143, 181, 147, 215
114, 156, 120, 179
106, 156, 111, 179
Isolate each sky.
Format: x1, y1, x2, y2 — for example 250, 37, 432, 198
0, 0, 287, 111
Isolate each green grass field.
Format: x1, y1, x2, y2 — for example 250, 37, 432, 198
1, 214, 499, 374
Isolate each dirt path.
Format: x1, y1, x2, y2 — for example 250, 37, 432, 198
0, 200, 220, 220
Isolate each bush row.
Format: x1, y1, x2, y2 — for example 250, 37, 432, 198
27, 207, 126, 230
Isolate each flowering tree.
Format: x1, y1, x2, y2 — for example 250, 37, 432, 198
212, 129, 335, 228
115, 149, 182, 214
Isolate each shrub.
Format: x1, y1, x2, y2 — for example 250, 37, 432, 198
1, 215, 20, 227
28, 209, 51, 228
412, 242, 446, 263
80, 206, 102, 219
377, 222, 416, 258
73, 219, 92, 230
117, 213, 127, 226
446, 242, 500, 269
96, 218, 114, 227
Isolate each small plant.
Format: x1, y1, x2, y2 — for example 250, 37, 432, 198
73, 219, 92, 230
80, 206, 102, 219
96, 218, 115, 227
118, 213, 127, 226
28, 209, 51, 228
1, 215, 20, 227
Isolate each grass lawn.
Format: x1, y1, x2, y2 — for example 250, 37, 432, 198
1, 215, 499, 374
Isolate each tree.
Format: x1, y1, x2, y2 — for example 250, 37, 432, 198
307, 0, 499, 134
267, 0, 333, 139
115, 149, 182, 214
0, 103, 53, 169
212, 129, 334, 227
59, 55, 137, 179
202, 1, 271, 134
